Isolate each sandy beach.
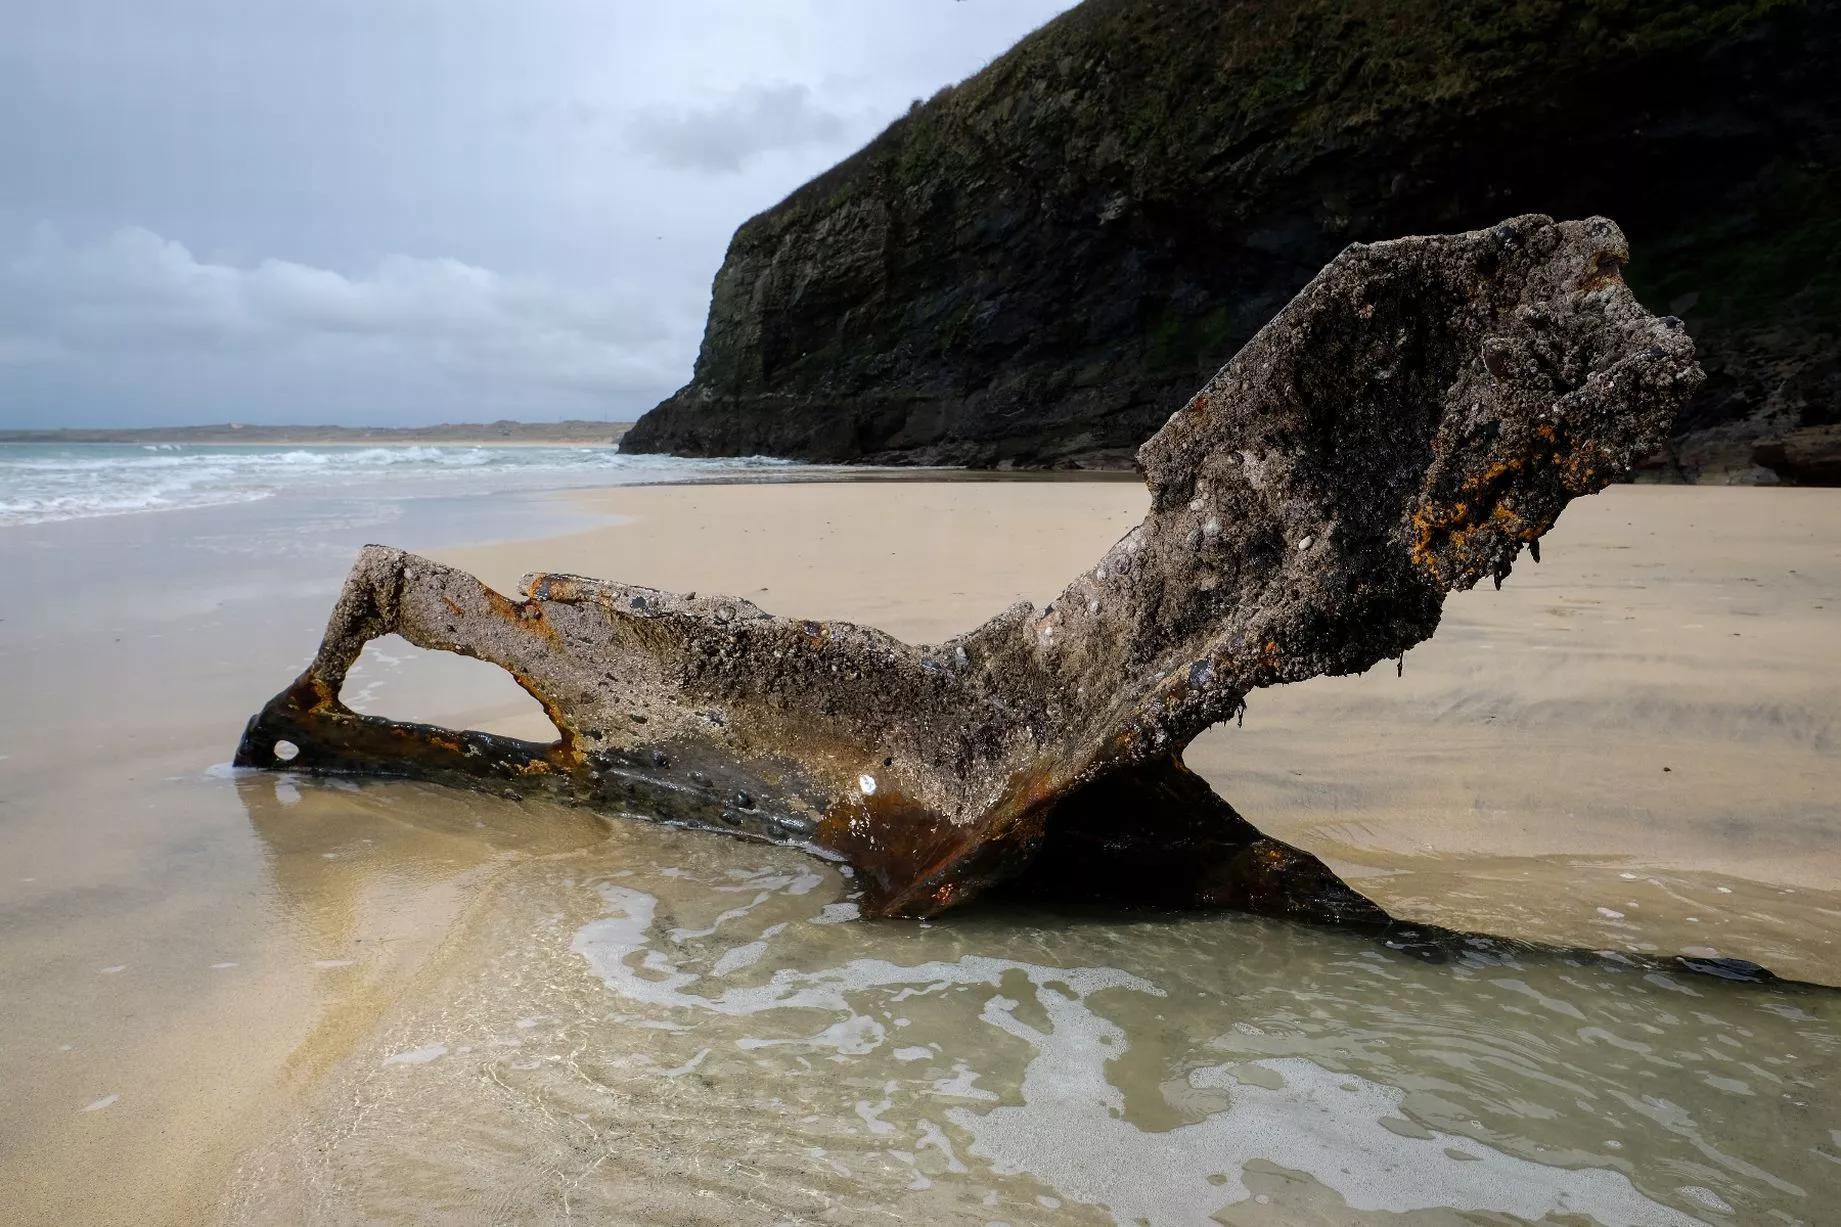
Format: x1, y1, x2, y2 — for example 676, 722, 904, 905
1, 475, 1836, 1225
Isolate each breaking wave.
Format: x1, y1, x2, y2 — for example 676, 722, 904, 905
0, 442, 794, 526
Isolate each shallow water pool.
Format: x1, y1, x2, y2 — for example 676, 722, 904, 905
220, 778, 1840, 1227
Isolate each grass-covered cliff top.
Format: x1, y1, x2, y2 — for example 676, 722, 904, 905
745, 0, 1803, 243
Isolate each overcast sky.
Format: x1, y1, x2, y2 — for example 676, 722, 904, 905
0, 0, 1078, 428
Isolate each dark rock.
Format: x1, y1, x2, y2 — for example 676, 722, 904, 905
1754, 424, 1841, 484
237, 216, 1699, 920
622, 0, 1835, 476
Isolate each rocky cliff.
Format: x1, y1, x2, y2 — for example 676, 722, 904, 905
622, 0, 1838, 479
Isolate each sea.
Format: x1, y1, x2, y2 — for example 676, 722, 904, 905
0, 441, 793, 527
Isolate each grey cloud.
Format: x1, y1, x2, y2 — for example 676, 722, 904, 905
0, 226, 699, 423
624, 83, 852, 173
1, 226, 689, 392
0, 0, 1083, 425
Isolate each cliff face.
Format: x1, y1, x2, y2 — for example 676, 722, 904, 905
622, 0, 1839, 477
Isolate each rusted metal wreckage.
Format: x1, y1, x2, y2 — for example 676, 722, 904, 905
238, 215, 1702, 923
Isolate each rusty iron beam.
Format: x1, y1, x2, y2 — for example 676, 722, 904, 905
237, 215, 1701, 922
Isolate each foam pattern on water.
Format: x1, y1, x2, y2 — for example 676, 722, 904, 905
224, 819, 1840, 1226
573, 880, 1711, 1226
0, 442, 793, 525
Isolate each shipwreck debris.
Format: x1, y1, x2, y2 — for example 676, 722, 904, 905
237, 215, 1702, 921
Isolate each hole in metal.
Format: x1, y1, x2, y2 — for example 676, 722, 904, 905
340, 633, 560, 743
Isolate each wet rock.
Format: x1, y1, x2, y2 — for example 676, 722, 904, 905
1753, 425, 1841, 486
237, 216, 1699, 921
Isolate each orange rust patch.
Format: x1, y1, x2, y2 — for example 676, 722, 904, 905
482, 587, 561, 645
290, 675, 340, 714
1578, 250, 1628, 293
819, 763, 1066, 918
1410, 444, 1557, 579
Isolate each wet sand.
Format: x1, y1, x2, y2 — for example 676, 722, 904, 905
0, 489, 619, 1225
0, 479, 1836, 1225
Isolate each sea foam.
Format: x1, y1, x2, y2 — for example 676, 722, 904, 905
0, 442, 793, 526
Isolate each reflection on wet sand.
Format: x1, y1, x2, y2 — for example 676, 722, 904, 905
222, 774, 1839, 1227
232, 770, 610, 1082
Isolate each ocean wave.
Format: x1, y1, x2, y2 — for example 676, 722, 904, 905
0, 442, 798, 526
0, 484, 277, 525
